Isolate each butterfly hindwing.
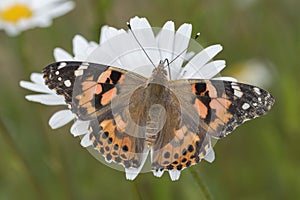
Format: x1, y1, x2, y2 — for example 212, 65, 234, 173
150, 80, 212, 172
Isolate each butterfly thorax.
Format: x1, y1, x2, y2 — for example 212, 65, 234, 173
147, 63, 168, 85
130, 64, 178, 147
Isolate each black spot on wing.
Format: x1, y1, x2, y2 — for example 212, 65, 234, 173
194, 83, 206, 95
110, 71, 122, 84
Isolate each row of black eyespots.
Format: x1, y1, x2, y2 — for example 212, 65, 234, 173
91, 118, 143, 168
190, 132, 206, 164
155, 140, 200, 171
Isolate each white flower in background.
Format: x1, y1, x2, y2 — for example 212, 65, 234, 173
0, 0, 75, 36
231, 59, 273, 88
20, 16, 235, 181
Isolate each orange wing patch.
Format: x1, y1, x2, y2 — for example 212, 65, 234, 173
194, 98, 208, 119
89, 116, 147, 169
72, 68, 125, 119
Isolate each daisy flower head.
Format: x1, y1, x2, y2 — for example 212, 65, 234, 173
0, 0, 75, 36
20, 16, 236, 181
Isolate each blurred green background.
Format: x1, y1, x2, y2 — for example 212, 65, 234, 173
0, 0, 299, 199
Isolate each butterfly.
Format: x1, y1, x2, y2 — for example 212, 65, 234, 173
43, 60, 274, 180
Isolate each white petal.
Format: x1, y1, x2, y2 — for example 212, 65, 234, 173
80, 134, 92, 147
85, 42, 99, 58
99, 25, 126, 45
72, 35, 89, 59
36, 1, 75, 19
182, 45, 223, 78
87, 41, 123, 69
125, 149, 150, 180
184, 51, 195, 61
203, 147, 215, 163
128, 17, 161, 68
49, 110, 74, 129
156, 21, 175, 64
171, 23, 192, 79
130, 16, 151, 29
153, 170, 164, 178
168, 170, 181, 181
20, 81, 51, 93
53, 48, 73, 61
30, 73, 44, 84
25, 94, 66, 105
70, 120, 89, 137
183, 60, 226, 79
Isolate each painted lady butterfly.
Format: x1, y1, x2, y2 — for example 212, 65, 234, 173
43, 60, 274, 180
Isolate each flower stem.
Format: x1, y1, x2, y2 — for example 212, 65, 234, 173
0, 115, 47, 199
189, 167, 213, 200
130, 181, 143, 200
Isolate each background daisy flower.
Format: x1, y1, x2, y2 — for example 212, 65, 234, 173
0, 0, 75, 36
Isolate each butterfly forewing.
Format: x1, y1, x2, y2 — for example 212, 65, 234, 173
186, 80, 275, 138
43, 61, 150, 169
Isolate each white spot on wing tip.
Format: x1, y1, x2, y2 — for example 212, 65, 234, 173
258, 97, 262, 102
64, 80, 71, 87
254, 87, 261, 95
75, 70, 84, 76
58, 62, 67, 69
242, 103, 250, 110
234, 90, 243, 98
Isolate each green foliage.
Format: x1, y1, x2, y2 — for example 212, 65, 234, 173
0, 0, 299, 199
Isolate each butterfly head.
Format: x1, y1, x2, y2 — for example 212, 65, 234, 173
148, 62, 168, 85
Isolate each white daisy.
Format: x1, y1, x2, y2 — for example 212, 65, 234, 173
0, 0, 75, 36
20, 16, 234, 181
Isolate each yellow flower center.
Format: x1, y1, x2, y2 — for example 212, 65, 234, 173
0, 4, 32, 23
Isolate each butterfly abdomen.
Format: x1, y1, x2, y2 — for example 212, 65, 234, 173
145, 103, 166, 146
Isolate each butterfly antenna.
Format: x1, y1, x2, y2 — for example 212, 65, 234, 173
168, 32, 200, 65
161, 58, 172, 80
127, 22, 156, 68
